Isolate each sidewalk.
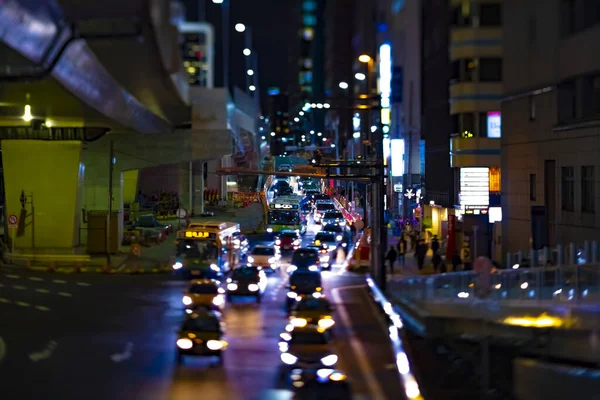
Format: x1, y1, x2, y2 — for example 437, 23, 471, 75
386, 230, 435, 279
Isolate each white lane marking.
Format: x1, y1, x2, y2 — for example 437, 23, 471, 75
15, 301, 30, 307
28, 277, 43, 282
5, 274, 19, 279
0, 297, 10, 303
52, 279, 66, 284
76, 282, 91, 287
0, 337, 6, 363
110, 342, 134, 363
331, 286, 387, 400
35, 288, 50, 294
29, 340, 58, 362
13, 285, 27, 290
35, 305, 51, 312
57, 292, 72, 297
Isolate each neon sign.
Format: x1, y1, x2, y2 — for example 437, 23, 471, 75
185, 231, 211, 238
379, 44, 392, 125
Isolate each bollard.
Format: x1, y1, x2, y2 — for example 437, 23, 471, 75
584, 240, 590, 264
556, 244, 564, 267
506, 252, 512, 270
568, 243, 576, 266
592, 241, 599, 263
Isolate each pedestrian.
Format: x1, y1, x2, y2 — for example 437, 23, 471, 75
451, 249, 461, 272
415, 239, 428, 270
432, 252, 442, 273
431, 235, 440, 256
396, 236, 407, 266
386, 246, 398, 275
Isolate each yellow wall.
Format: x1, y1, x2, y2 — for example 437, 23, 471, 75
122, 170, 139, 205
2, 140, 83, 249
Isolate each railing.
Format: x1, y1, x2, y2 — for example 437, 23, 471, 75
506, 240, 599, 268
389, 264, 600, 306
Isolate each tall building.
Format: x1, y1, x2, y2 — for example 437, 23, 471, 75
502, 0, 600, 254
422, 0, 503, 260
268, 94, 290, 156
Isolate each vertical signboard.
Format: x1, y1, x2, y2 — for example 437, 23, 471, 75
391, 139, 405, 177
446, 214, 456, 260
460, 167, 490, 209
487, 112, 501, 138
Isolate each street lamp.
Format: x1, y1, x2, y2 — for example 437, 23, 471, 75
247, 69, 254, 76
249, 85, 256, 91
299, 111, 304, 116
358, 54, 372, 63
355, 72, 366, 81
212, 0, 223, 3
243, 48, 251, 56
270, 132, 276, 136
294, 117, 300, 122
339, 81, 349, 89
235, 23, 246, 32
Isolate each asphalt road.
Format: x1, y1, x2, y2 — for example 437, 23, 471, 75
0, 217, 404, 400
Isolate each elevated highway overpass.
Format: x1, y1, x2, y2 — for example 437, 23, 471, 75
0, 0, 250, 252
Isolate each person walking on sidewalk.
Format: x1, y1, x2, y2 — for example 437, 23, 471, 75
431, 235, 440, 256
415, 239, 428, 270
386, 246, 398, 275
396, 236, 407, 266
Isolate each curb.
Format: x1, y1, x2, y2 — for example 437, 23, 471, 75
2, 262, 171, 275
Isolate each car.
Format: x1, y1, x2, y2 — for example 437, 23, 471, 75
181, 279, 226, 312
173, 240, 224, 280
304, 189, 321, 199
247, 244, 279, 271
289, 296, 335, 331
289, 248, 321, 272
278, 326, 337, 377
232, 231, 249, 255
305, 245, 330, 269
313, 203, 336, 224
226, 266, 267, 303
276, 230, 302, 252
286, 270, 323, 311
276, 187, 294, 197
321, 211, 346, 228
314, 232, 341, 251
278, 164, 293, 172
291, 369, 353, 399
176, 309, 227, 365
313, 194, 331, 202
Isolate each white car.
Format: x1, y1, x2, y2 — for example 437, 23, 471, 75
247, 245, 280, 271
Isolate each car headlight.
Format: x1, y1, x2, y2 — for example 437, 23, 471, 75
248, 283, 260, 292
172, 262, 183, 270
342, 243, 347, 247
268, 257, 276, 264
339, 221, 346, 226
281, 352, 298, 365
182, 296, 192, 306
290, 318, 307, 327
247, 256, 255, 263
313, 292, 322, 298
212, 295, 224, 306
287, 291, 298, 298
210, 263, 220, 272
321, 354, 338, 366
318, 317, 335, 329
309, 265, 319, 272
206, 340, 227, 351
177, 338, 193, 349
287, 265, 297, 273
267, 228, 273, 233
227, 283, 238, 291
336, 235, 343, 241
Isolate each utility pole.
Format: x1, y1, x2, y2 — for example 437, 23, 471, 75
106, 140, 114, 267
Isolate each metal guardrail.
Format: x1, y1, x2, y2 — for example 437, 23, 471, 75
389, 264, 600, 306
365, 275, 424, 400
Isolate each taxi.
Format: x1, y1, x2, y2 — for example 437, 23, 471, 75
181, 279, 226, 312
176, 309, 228, 365
289, 296, 335, 331
278, 325, 337, 378
292, 369, 353, 399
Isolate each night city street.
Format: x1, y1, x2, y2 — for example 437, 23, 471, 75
0, 223, 403, 400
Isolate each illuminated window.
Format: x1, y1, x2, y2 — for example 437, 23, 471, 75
303, 58, 313, 69
303, 0, 317, 11
303, 27, 314, 40
303, 14, 317, 26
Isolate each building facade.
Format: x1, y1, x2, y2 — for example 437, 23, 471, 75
502, 0, 600, 254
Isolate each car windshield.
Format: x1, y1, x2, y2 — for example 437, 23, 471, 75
232, 267, 259, 279
294, 298, 331, 313
323, 212, 343, 219
189, 284, 219, 294
252, 247, 275, 256
291, 250, 319, 266
181, 316, 220, 332
315, 233, 336, 242
268, 210, 299, 224
290, 330, 328, 345
177, 240, 219, 261
316, 204, 335, 211
290, 272, 322, 288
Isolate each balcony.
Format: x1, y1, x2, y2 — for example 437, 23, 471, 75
449, 82, 503, 114
450, 27, 502, 60
450, 136, 500, 168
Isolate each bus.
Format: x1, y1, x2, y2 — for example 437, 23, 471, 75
172, 221, 242, 279
267, 195, 306, 235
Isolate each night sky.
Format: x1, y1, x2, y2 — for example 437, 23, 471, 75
183, 0, 300, 109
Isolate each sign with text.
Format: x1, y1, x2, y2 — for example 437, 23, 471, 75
460, 167, 490, 208
8, 214, 18, 228
487, 112, 501, 138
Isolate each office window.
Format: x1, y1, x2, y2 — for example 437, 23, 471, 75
561, 0, 576, 36
561, 166, 575, 211
557, 80, 577, 123
303, 14, 317, 26
479, 4, 502, 26
528, 16, 537, 43
582, 166, 595, 212
478, 112, 488, 137
303, 0, 317, 11
582, 0, 600, 31
479, 58, 502, 82
529, 96, 536, 121
462, 113, 475, 136
593, 75, 600, 115
530, 174, 537, 201
465, 59, 477, 81
451, 114, 460, 136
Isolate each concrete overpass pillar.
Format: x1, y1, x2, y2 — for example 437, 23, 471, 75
122, 170, 139, 206
1, 140, 84, 249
